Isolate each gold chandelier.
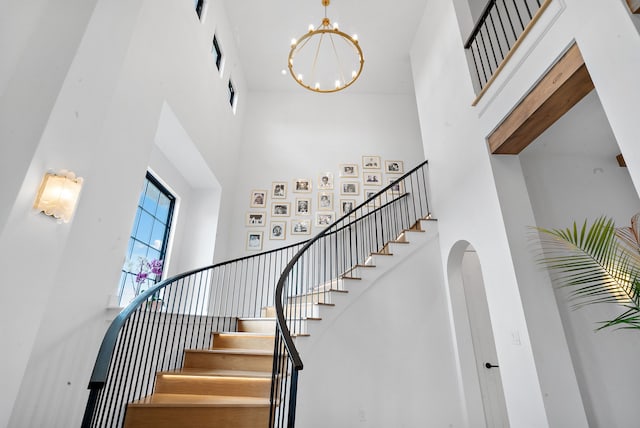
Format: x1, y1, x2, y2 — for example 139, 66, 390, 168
288, 0, 364, 93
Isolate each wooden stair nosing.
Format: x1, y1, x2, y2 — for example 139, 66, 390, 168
158, 368, 272, 379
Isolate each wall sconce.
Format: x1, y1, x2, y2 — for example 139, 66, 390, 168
33, 170, 83, 223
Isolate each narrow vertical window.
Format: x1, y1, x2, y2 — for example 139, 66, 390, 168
212, 35, 222, 71
228, 79, 236, 108
195, 0, 205, 19
118, 172, 175, 305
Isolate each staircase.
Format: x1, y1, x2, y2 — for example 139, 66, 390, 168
123, 321, 276, 428
83, 160, 431, 428
122, 217, 432, 427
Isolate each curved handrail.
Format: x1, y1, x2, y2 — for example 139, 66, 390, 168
87, 239, 311, 388
272, 159, 431, 411
83, 239, 312, 427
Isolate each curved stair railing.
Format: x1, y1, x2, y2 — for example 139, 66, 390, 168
270, 159, 431, 427
81, 242, 308, 427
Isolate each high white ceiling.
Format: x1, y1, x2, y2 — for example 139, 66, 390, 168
222, 0, 429, 94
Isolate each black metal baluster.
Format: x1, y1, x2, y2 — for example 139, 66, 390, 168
511, 0, 525, 31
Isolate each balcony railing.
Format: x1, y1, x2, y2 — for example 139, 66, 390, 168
464, 0, 551, 96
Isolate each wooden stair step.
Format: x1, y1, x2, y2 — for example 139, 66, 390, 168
184, 349, 273, 372
211, 332, 274, 351
155, 370, 271, 397
124, 394, 269, 428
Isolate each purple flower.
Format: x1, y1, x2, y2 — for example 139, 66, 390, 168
149, 259, 163, 275
135, 272, 148, 284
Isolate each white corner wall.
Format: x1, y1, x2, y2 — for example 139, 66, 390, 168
410, 0, 640, 426
2, 0, 247, 426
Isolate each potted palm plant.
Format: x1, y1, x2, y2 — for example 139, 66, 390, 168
533, 213, 640, 330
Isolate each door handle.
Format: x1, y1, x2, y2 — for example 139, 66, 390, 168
485, 362, 499, 369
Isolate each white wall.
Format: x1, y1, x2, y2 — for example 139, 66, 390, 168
227, 91, 426, 258
411, 0, 640, 426
2, 0, 247, 425
296, 225, 466, 427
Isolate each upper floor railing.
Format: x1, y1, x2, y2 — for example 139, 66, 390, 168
464, 0, 551, 94
270, 159, 431, 427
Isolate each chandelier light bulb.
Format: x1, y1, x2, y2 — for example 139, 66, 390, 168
291, 38, 297, 47
351, 70, 357, 78
333, 22, 339, 29
352, 34, 358, 41
315, 82, 321, 90
335, 80, 341, 88
308, 24, 315, 31
298, 73, 304, 81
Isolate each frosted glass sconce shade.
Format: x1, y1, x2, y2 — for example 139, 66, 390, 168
33, 170, 83, 223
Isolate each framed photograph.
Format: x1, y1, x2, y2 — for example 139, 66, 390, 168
316, 212, 335, 227
365, 190, 380, 206
271, 181, 287, 199
340, 181, 360, 195
340, 199, 356, 216
318, 192, 334, 211
246, 231, 263, 251
245, 212, 266, 226
385, 160, 404, 174
291, 219, 311, 235
295, 198, 311, 216
362, 155, 381, 170
387, 177, 405, 194
363, 172, 382, 186
249, 190, 267, 208
272, 202, 291, 217
339, 163, 359, 178
269, 221, 286, 240
318, 172, 334, 190
293, 178, 312, 193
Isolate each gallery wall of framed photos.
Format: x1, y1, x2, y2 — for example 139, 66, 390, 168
243, 156, 406, 251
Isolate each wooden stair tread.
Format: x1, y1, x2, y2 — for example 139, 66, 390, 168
238, 317, 275, 321
212, 332, 275, 337
130, 393, 270, 408
159, 368, 272, 379
370, 252, 394, 256
186, 348, 273, 356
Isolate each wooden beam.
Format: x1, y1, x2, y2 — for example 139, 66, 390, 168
627, 0, 640, 13
488, 44, 594, 154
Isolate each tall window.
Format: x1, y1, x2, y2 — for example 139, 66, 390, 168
212, 34, 222, 71
118, 172, 175, 305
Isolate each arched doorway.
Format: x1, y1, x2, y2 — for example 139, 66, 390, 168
448, 241, 509, 427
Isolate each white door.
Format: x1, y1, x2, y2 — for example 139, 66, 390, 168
461, 248, 510, 427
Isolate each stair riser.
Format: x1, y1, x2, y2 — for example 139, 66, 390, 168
212, 333, 274, 351
155, 375, 271, 398
237, 319, 275, 334
184, 352, 273, 372
124, 406, 269, 428
263, 304, 320, 318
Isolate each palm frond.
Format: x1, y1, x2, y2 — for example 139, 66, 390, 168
532, 215, 640, 331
